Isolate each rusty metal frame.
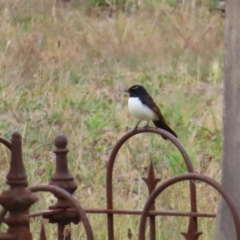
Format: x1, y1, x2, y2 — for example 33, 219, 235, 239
106, 128, 197, 240
0, 132, 37, 240
0, 136, 11, 228
28, 185, 94, 240
0, 136, 11, 150
0, 129, 239, 239
139, 173, 240, 240
0, 132, 94, 240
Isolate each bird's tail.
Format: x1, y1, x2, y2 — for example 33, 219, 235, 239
153, 120, 177, 139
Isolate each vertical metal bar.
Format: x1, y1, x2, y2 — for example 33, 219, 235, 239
190, 181, 198, 233
142, 161, 161, 240
106, 142, 116, 240
149, 205, 156, 240
58, 223, 64, 240
107, 214, 114, 240
49, 135, 77, 240
40, 223, 47, 240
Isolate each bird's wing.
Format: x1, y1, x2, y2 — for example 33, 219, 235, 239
143, 95, 167, 123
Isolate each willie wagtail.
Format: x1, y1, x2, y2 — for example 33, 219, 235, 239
125, 85, 177, 139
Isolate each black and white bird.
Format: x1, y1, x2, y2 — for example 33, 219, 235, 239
125, 84, 177, 139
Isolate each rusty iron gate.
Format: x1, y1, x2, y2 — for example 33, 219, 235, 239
0, 128, 239, 240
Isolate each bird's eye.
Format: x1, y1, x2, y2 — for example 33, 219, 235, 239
132, 86, 138, 90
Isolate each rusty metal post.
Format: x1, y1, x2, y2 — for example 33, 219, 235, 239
142, 161, 161, 240
0, 132, 37, 240
46, 134, 78, 240
39, 223, 47, 240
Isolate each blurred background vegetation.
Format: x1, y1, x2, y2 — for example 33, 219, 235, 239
0, 0, 224, 239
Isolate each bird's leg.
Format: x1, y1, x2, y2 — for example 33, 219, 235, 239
133, 120, 141, 130
144, 121, 149, 128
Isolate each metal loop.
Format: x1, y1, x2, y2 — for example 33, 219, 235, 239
28, 185, 94, 240
139, 173, 240, 240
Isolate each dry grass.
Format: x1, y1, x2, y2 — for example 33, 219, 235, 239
0, 0, 224, 239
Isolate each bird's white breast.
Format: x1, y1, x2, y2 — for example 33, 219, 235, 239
128, 97, 157, 120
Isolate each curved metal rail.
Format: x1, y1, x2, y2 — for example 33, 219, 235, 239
0, 137, 11, 150
138, 173, 240, 240
106, 127, 197, 240
28, 185, 94, 240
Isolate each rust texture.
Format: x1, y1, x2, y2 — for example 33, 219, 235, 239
44, 134, 79, 240
181, 216, 203, 240
0, 129, 239, 240
0, 132, 94, 240
28, 208, 216, 218
0, 132, 37, 240
49, 134, 78, 207
29, 185, 94, 240
106, 128, 197, 240
142, 161, 161, 240
39, 223, 47, 240
0, 136, 11, 150
138, 173, 240, 240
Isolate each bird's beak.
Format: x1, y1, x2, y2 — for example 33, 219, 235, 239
124, 89, 129, 93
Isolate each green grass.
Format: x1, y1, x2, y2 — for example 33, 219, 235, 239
0, 0, 223, 239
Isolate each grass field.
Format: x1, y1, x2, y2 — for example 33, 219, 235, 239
0, 0, 224, 239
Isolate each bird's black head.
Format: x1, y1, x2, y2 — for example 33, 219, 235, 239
125, 85, 149, 97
